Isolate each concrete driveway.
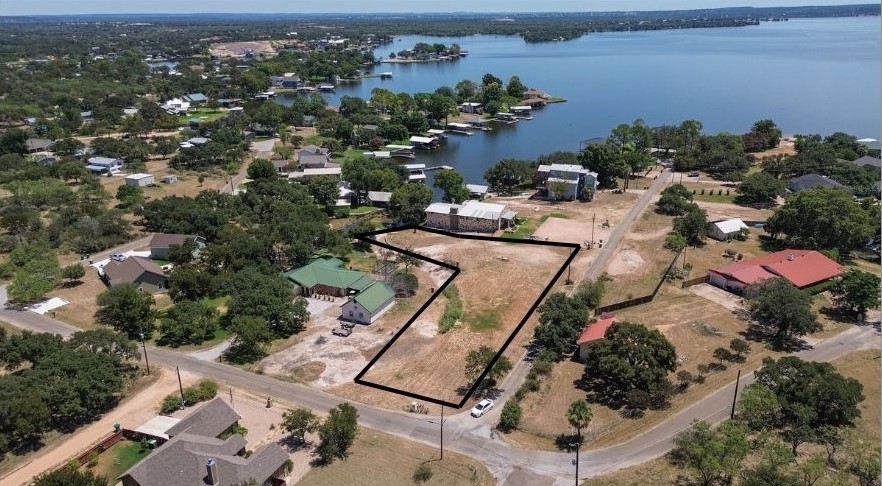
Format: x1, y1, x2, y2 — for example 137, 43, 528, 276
689, 283, 745, 311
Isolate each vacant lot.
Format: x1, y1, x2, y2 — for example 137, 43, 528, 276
100, 159, 232, 206
833, 348, 881, 444
355, 229, 574, 405
209, 40, 277, 58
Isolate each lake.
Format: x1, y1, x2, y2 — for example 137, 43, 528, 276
277, 17, 881, 188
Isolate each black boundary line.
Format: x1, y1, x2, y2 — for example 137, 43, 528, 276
352, 224, 580, 409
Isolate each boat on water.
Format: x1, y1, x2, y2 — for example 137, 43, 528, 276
380, 72, 393, 79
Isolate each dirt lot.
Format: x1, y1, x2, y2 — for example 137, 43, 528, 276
353, 229, 574, 405
834, 349, 882, 445
209, 40, 278, 58
100, 159, 233, 206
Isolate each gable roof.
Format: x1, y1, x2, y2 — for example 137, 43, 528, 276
26, 138, 54, 151
103, 257, 165, 285
150, 233, 199, 249
165, 397, 241, 438
284, 258, 374, 291
709, 249, 842, 288
119, 432, 287, 486
788, 173, 848, 192
577, 316, 616, 345
353, 281, 395, 313
367, 191, 392, 203
425, 200, 508, 220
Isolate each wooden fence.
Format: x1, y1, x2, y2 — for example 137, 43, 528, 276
60, 430, 124, 471
681, 275, 709, 288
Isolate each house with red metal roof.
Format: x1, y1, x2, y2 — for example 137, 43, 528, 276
576, 314, 616, 360
708, 249, 842, 294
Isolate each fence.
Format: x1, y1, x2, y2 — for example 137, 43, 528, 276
594, 248, 683, 316
60, 430, 124, 470
681, 275, 709, 288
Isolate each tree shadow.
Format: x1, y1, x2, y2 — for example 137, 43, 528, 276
59, 280, 84, 289
554, 433, 582, 452
279, 435, 311, 453
756, 235, 785, 252
819, 306, 857, 325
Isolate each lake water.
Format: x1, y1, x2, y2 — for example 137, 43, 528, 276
277, 17, 881, 187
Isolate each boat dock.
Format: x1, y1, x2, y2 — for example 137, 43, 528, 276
425, 165, 454, 171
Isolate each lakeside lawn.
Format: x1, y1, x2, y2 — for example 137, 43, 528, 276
176, 108, 227, 126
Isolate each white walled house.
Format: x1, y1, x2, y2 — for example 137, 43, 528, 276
708, 218, 748, 241
341, 281, 396, 324
125, 173, 155, 187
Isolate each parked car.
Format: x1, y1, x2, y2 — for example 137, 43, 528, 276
332, 327, 352, 337
688, 171, 700, 177
111, 253, 126, 262
470, 399, 494, 418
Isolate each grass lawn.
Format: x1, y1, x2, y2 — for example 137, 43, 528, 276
465, 309, 502, 332
586, 456, 681, 485
298, 429, 494, 486
304, 135, 333, 146
343, 148, 365, 160
501, 216, 543, 239
350, 206, 381, 216
344, 251, 379, 273
89, 440, 150, 480
176, 108, 227, 126
692, 192, 737, 204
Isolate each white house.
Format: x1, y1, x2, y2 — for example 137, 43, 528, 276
160, 98, 190, 115
125, 173, 155, 187
86, 156, 125, 174
537, 164, 599, 200
708, 218, 748, 241
341, 281, 396, 324
459, 102, 483, 114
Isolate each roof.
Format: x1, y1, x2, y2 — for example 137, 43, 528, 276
119, 432, 287, 486
298, 145, 329, 155
25, 138, 53, 151
88, 156, 123, 166
425, 200, 508, 220
299, 153, 331, 166
183, 93, 207, 102
187, 137, 210, 145
103, 257, 165, 285
510, 105, 531, 110
851, 156, 881, 168
126, 173, 154, 181
709, 249, 842, 288
150, 233, 198, 249
466, 184, 489, 194
132, 415, 181, 440
577, 316, 616, 345
367, 191, 392, 202
410, 136, 435, 144
712, 218, 748, 234
284, 258, 374, 291
288, 167, 342, 178
353, 281, 395, 312
788, 173, 848, 192
165, 397, 241, 438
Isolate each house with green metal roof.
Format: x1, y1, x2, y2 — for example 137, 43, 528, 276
342, 280, 396, 324
283, 258, 374, 297
284, 258, 396, 324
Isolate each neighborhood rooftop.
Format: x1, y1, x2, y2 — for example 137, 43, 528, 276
709, 249, 842, 289
425, 200, 509, 220
284, 258, 374, 291
165, 397, 241, 438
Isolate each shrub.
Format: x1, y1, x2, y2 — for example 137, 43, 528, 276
413, 463, 433, 483
700, 188, 705, 195
514, 387, 528, 401
86, 451, 99, 468
525, 377, 541, 392
497, 400, 522, 432
160, 379, 218, 413
438, 285, 463, 333
532, 359, 554, 376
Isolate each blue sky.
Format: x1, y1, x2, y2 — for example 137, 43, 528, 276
1, 1, 869, 16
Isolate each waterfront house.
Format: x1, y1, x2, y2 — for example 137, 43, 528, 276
510, 105, 532, 116
459, 102, 483, 114
466, 184, 489, 199
425, 200, 517, 233
410, 136, 439, 150
288, 167, 343, 180
270, 75, 302, 89
367, 191, 393, 208
708, 249, 842, 294
707, 218, 748, 241
536, 164, 599, 200
403, 163, 427, 183
495, 112, 516, 122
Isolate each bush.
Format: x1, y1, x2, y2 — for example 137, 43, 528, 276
524, 377, 541, 392
438, 285, 463, 333
86, 451, 99, 468
160, 379, 218, 414
514, 387, 528, 401
532, 359, 553, 376
413, 463, 433, 483
334, 208, 350, 219
497, 400, 522, 432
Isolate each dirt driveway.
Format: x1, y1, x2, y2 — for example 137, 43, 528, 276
688, 283, 745, 311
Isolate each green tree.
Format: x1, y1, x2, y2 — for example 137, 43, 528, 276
566, 399, 593, 443
533, 293, 589, 359
765, 188, 875, 254
547, 180, 570, 200
32, 469, 109, 486
226, 269, 309, 338
281, 408, 320, 443
115, 184, 144, 208
656, 184, 694, 215
52, 138, 86, 157
670, 420, 750, 486
304, 175, 340, 208
673, 204, 708, 246
316, 403, 359, 463
830, 269, 881, 318
747, 278, 820, 349
483, 158, 535, 195
464, 345, 513, 391
224, 315, 272, 364
389, 183, 433, 225
8, 252, 60, 305
61, 263, 86, 284
572, 278, 606, 310
505, 75, 527, 98
497, 400, 522, 432
95, 283, 156, 338
247, 158, 276, 180
578, 143, 627, 188
58, 160, 89, 183
158, 300, 218, 347
433, 169, 469, 204
67, 329, 139, 361
737, 383, 784, 430
737, 172, 785, 203
582, 322, 677, 409
729, 338, 750, 360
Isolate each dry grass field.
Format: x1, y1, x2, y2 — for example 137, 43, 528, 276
355, 229, 574, 405
99, 159, 232, 207
833, 349, 881, 445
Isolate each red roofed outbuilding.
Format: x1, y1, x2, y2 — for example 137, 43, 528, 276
708, 249, 842, 294
577, 314, 616, 360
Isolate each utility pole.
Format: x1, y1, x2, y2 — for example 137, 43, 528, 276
570, 432, 581, 486
138, 327, 150, 375
428, 406, 447, 461
177, 366, 186, 410
229, 388, 234, 411
730, 369, 742, 420
591, 212, 596, 247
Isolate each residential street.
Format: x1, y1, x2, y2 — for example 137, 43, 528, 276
1, 167, 878, 484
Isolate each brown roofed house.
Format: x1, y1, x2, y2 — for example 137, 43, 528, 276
102, 256, 168, 292
166, 397, 242, 439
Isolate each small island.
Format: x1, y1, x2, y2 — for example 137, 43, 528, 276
383, 42, 467, 63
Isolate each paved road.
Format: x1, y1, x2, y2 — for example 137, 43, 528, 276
3, 305, 876, 484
